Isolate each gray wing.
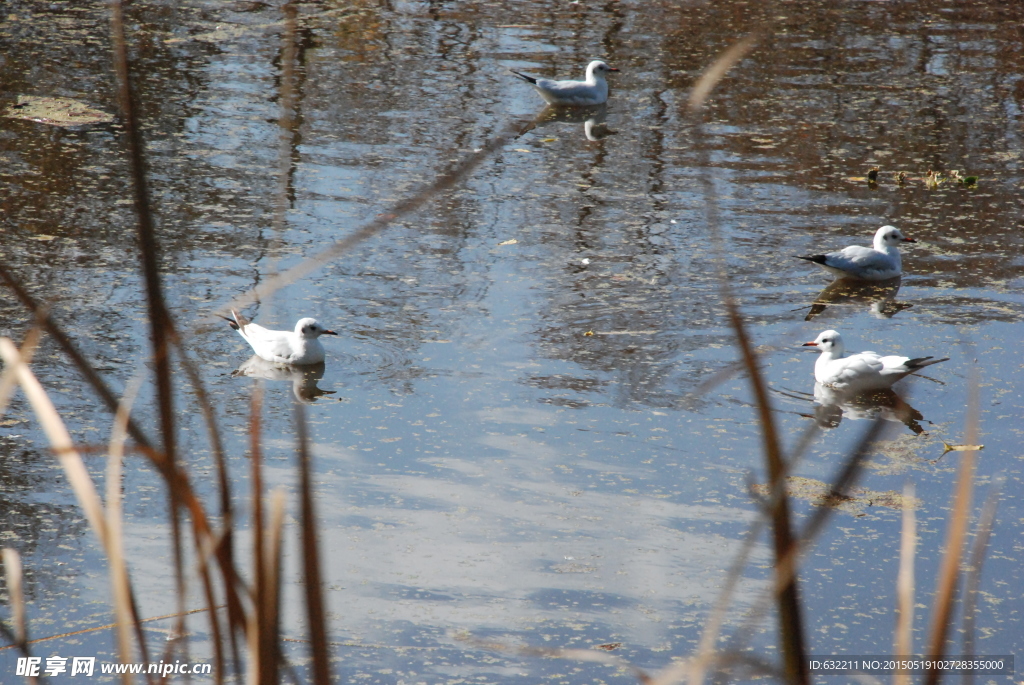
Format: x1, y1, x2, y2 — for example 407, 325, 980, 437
825, 245, 897, 276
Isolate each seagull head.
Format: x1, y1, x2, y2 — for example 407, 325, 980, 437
587, 60, 619, 78
875, 225, 915, 249
295, 317, 338, 338
802, 329, 844, 355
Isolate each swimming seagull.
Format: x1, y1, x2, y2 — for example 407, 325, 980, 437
802, 329, 948, 392
225, 310, 337, 365
509, 60, 619, 106
795, 225, 916, 280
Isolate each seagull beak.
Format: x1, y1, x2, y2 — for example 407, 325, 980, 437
607, 67, 620, 72
323, 329, 338, 336
902, 237, 917, 243
801, 341, 818, 347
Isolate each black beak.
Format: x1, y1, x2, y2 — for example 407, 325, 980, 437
323, 330, 338, 336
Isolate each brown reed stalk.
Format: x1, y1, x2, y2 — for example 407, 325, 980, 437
107, 378, 144, 685
0, 261, 157, 454
294, 401, 331, 683
684, 31, 808, 685
249, 384, 280, 684
213, 111, 538, 319
961, 479, 1000, 685
108, 2, 188, 664
0, 338, 159, 683
893, 482, 916, 685
1, 549, 28, 653
264, 490, 288, 684
925, 371, 980, 685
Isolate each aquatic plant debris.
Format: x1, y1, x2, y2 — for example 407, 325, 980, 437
3, 96, 114, 127
940, 442, 984, 456
752, 477, 921, 514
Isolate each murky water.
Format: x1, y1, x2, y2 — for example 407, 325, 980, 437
2, 0, 1022, 681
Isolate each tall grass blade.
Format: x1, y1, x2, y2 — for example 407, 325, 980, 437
107, 378, 144, 685
110, 0, 188, 660
893, 482, 916, 685
961, 479, 1000, 685
1, 549, 28, 651
265, 490, 287, 684
0, 261, 156, 453
924, 370, 980, 685
294, 401, 331, 683
213, 112, 534, 318
686, 33, 807, 685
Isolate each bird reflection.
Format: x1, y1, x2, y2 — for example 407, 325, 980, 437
231, 356, 336, 403
804, 276, 910, 321
531, 103, 615, 141
812, 383, 926, 435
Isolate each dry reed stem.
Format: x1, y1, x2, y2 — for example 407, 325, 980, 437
265, 490, 288, 682
0, 338, 111, 549
294, 401, 331, 683
961, 478, 1000, 685
107, 378, 143, 685
687, 33, 762, 112
717, 418, 881, 678
685, 31, 808, 685
925, 371, 979, 685
893, 481, 916, 685
0, 338, 157, 682
0, 261, 157, 453
0, 325, 40, 417
1, 548, 27, 649
211, 110, 536, 320
250, 384, 279, 685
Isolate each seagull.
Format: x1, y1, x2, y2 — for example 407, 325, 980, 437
795, 225, 916, 280
509, 60, 619, 106
802, 329, 948, 392
225, 310, 337, 365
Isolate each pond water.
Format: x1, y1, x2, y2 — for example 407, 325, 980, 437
1, 0, 1023, 682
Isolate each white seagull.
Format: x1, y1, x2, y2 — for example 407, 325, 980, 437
509, 60, 619, 106
802, 329, 948, 391
225, 310, 337, 365
795, 225, 916, 280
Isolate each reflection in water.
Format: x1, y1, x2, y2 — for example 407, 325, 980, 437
805, 276, 910, 320
812, 383, 927, 435
231, 356, 335, 403
532, 104, 615, 141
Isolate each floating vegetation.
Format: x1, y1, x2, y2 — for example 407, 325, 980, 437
2, 95, 114, 127
752, 477, 922, 515
940, 442, 984, 456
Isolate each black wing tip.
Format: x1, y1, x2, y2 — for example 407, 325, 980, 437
509, 69, 537, 85
795, 254, 829, 265
224, 309, 249, 331
906, 356, 950, 369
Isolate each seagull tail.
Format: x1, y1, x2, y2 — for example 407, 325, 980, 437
509, 69, 538, 85
795, 254, 829, 265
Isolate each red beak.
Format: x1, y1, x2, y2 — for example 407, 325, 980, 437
902, 237, 916, 243
324, 330, 338, 336
607, 67, 620, 72
801, 341, 818, 347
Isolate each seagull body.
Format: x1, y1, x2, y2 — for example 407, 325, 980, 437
510, 60, 618, 106
802, 330, 948, 392
796, 225, 915, 280
226, 310, 337, 365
